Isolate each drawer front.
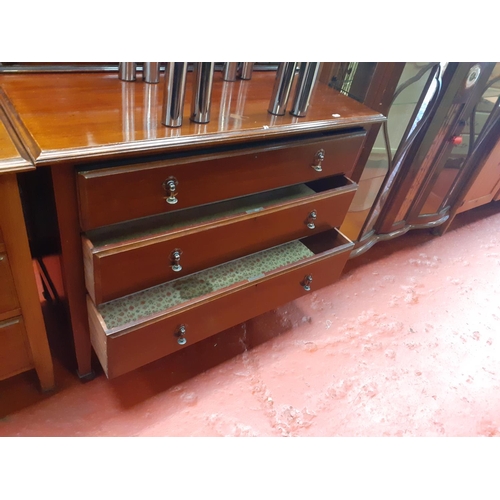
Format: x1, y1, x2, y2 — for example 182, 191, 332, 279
0, 252, 19, 316
85, 177, 357, 304
77, 131, 366, 230
88, 230, 353, 378
0, 317, 33, 380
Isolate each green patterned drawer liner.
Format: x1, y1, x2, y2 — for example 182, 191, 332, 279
89, 183, 316, 247
98, 240, 314, 330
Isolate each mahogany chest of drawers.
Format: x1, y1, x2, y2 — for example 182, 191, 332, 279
79, 130, 364, 377
0, 70, 385, 379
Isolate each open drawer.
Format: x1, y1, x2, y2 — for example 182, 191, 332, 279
83, 175, 357, 304
88, 228, 353, 378
83, 176, 357, 305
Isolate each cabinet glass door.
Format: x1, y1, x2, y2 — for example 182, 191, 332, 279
417, 63, 500, 216
341, 62, 441, 241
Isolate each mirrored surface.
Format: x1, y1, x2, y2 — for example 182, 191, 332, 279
419, 62, 500, 215
341, 63, 434, 240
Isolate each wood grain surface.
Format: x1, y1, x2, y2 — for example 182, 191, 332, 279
0, 71, 384, 164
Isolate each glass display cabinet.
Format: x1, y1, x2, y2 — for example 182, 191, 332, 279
327, 62, 498, 257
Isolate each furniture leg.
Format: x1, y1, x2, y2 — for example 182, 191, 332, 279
50, 166, 93, 379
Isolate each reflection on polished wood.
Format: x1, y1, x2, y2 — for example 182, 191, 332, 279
457, 140, 500, 213
340, 207, 371, 242
420, 168, 459, 215
0, 71, 385, 164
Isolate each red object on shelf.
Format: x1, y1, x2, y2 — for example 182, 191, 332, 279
451, 135, 463, 146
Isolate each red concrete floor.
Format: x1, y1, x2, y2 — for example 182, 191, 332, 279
1, 202, 500, 437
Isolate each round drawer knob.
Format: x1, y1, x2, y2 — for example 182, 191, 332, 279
301, 274, 313, 291
306, 210, 317, 230
311, 149, 325, 172
163, 177, 179, 204
175, 324, 187, 345
170, 249, 183, 272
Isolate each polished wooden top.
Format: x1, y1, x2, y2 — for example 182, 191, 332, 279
0, 71, 385, 165
0, 106, 33, 173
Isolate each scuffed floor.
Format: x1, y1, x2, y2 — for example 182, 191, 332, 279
1, 202, 500, 436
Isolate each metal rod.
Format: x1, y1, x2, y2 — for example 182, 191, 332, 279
143, 62, 160, 84
190, 62, 215, 124
238, 62, 254, 80
268, 62, 297, 116
290, 62, 320, 117
119, 62, 136, 81
0, 63, 278, 74
162, 62, 188, 128
223, 62, 238, 81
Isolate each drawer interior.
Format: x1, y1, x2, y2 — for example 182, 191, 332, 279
86, 175, 355, 249
97, 228, 352, 332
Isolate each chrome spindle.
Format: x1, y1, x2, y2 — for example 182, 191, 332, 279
290, 62, 320, 117
191, 62, 215, 124
119, 62, 136, 81
238, 62, 254, 80
223, 62, 238, 81
143, 62, 160, 84
162, 62, 188, 128
268, 62, 297, 116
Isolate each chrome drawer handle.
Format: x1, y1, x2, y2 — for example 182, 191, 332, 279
163, 177, 179, 205
170, 249, 183, 272
175, 324, 187, 345
306, 210, 317, 230
311, 149, 325, 172
301, 275, 313, 291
